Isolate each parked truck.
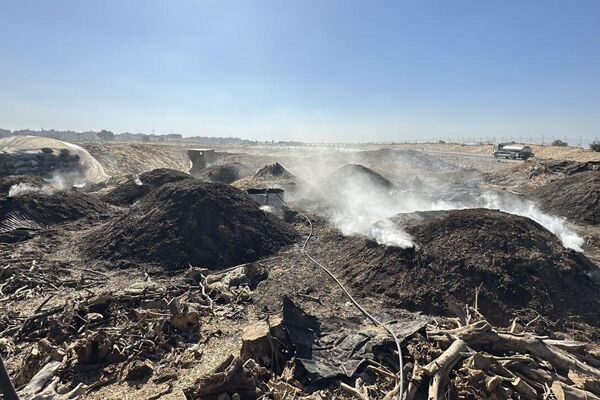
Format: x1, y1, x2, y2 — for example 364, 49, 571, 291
493, 143, 534, 160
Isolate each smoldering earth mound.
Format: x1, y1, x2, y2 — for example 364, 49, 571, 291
197, 162, 254, 184
82, 179, 298, 270
353, 148, 453, 173
0, 175, 47, 196
322, 164, 395, 193
331, 208, 600, 326
255, 162, 294, 180
0, 189, 114, 225
534, 171, 600, 225
102, 168, 193, 206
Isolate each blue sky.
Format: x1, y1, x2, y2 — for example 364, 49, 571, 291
1, 0, 599, 142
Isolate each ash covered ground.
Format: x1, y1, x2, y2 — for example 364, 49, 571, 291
1, 142, 600, 400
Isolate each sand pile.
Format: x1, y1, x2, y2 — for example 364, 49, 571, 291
333, 209, 600, 326
0, 190, 113, 225
83, 180, 297, 270
103, 168, 192, 206
534, 171, 600, 225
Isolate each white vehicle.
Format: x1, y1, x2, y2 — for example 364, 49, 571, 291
493, 143, 534, 160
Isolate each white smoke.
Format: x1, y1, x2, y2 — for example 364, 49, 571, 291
479, 192, 584, 251
8, 171, 91, 197
296, 164, 584, 252
8, 182, 54, 197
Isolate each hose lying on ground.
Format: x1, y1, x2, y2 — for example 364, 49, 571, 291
275, 195, 404, 399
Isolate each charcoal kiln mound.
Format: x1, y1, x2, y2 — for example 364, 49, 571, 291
322, 164, 395, 193
102, 168, 193, 206
353, 148, 452, 173
255, 162, 294, 180
0, 175, 47, 196
534, 171, 600, 225
83, 179, 298, 270
334, 208, 600, 327
197, 162, 254, 184
0, 189, 114, 225
232, 162, 316, 202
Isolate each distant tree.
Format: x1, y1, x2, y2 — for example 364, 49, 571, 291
590, 139, 600, 152
98, 130, 114, 141
551, 139, 568, 147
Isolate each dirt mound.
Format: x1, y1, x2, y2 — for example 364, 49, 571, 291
232, 163, 312, 200
352, 148, 454, 174
102, 168, 193, 206
255, 162, 294, 180
0, 175, 47, 196
83, 179, 298, 270
323, 164, 395, 192
534, 171, 600, 225
198, 162, 254, 184
0, 190, 113, 225
333, 208, 600, 326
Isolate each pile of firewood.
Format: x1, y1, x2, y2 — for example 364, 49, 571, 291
184, 308, 600, 400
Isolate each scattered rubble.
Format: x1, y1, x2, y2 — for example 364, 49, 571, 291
82, 179, 298, 269
102, 168, 193, 206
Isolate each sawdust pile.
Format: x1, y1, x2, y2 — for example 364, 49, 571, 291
334, 209, 600, 326
0, 190, 113, 225
83, 179, 298, 270
534, 171, 600, 225
102, 168, 192, 206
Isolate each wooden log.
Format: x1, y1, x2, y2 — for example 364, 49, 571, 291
239, 317, 285, 370
511, 377, 537, 399
551, 381, 600, 400
425, 340, 468, 400
423, 339, 467, 375
430, 321, 600, 379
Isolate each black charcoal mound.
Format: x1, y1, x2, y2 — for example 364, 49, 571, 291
102, 168, 193, 206
83, 179, 298, 270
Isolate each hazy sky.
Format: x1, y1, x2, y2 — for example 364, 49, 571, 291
1, 1, 599, 142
